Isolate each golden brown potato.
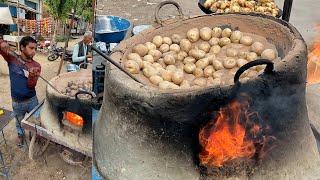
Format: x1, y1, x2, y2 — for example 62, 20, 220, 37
205, 53, 216, 62
196, 59, 209, 69
256, 65, 266, 72
170, 44, 181, 53
189, 49, 206, 60
163, 54, 176, 65
142, 61, 153, 69
230, 30, 243, 43
161, 70, 173, 82
149, 75, 164, 86
163, 37, 172, 45
183, 56, 196, 64
172, 70, 184, 85
197, 42, 211, 53
210, 45, 221, 54
240, 36, 253, 46
238, 51, 248, 59
124, 60, 140, 74
143, 55, 155, 63
171, 34, 182, 44
223, 57, 237, 69
166, 65, 177, 73
213, 70, 224, 79
194, 68, 204, 78
148, 49, 162, 61
221, 28, 232, 38
204, 0, 215, 8
192, 77, 207, 87
251, 42, 265, 55
247, 70, 258, 78
246, 52, 258, 61
145, 42, 157, 50
152, 35, 163, 47
180, 39, 192, 52
212, 59, 224, 70
127, 53, 143, 69
200, 27, 212, 41
127, 53, 142, 61
143, 66, 157, 78
177, 51, 188, 61
219, 37, 231, 46
184, 63, 196, 74
212, 27, 222, 38
159, 44, 170, 53
158, 58, 166, 68
187, 28, 200, 42
133, 44, 149, 57
204, 66, 215, 77
261, 49, 276, 60
237, 58, 248, 67
209, 37, 220, 46
193, 78, 207, 87
226, 48, 238, 57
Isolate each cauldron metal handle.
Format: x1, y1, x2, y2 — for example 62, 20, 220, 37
234, 59, 274, 84
155, 0, 184, 25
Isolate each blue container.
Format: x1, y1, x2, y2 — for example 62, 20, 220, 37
95, 15, 131, 44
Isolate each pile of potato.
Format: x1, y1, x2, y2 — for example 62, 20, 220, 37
124, 26, 277, 90
63, 80, 93, 97
203, 0, 280, 17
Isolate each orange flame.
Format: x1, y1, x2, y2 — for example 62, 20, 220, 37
307, 24, 320, 85
199, 94, 274, 167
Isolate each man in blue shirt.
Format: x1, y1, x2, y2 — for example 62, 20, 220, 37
72, 31, 93, 65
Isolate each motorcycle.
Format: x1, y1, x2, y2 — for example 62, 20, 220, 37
47, 44, 73, 62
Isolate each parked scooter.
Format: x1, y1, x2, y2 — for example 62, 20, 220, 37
47, 43, 73, 62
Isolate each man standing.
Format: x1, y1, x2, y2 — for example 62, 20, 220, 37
72, 31, 93, 65
0, 36, 41, 146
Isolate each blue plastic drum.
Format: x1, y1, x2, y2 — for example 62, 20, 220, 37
95, 15, 131, 44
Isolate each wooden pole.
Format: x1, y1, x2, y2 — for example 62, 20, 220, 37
57, 0, 78, 75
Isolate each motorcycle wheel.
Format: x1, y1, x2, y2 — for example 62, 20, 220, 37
48, 54, 59, 61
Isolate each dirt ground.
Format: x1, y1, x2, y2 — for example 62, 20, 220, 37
0, 39, 91, 180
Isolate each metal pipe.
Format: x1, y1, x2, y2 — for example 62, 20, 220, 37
282, 0, 293, 22
91, 45, 145, 85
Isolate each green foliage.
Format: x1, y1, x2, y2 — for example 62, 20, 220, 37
43, 0, 73, 21
76, 0, 93, 23
44, 0, 93, 23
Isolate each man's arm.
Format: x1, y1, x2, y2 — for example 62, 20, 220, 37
0, 40, 15, 62
72, 44, 86, 63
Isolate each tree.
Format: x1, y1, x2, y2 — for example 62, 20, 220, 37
43, 0, 73, 41
76, 0, 93, 31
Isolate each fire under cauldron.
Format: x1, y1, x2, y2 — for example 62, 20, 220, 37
46, 69, 93, 132
94, 13, 320, 179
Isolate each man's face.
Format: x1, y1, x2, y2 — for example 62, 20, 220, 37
21, 42, 36, 59
84, 35, 92, 44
